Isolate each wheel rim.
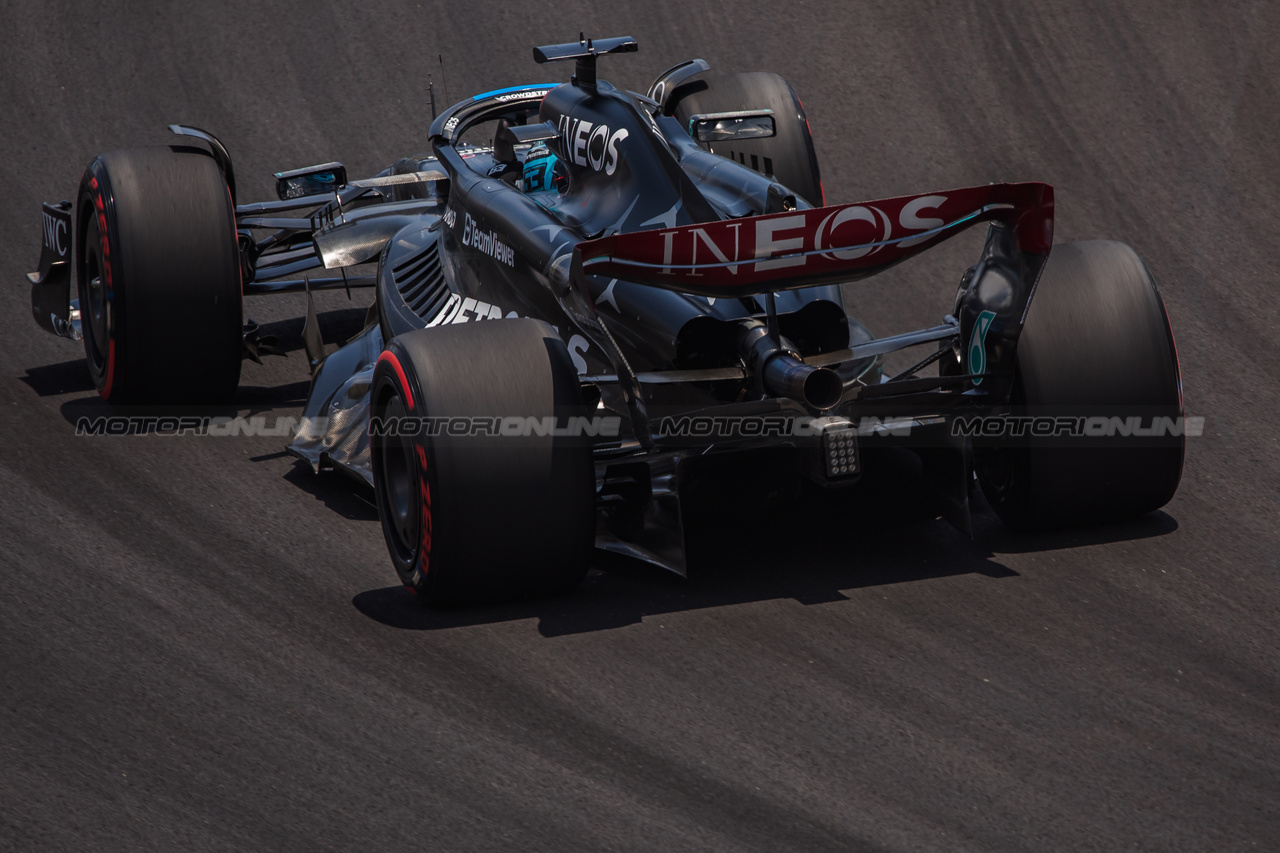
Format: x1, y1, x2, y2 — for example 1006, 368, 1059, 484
81, 221, 111, 377
375, 392, 420, 565
86, 272, 109, 366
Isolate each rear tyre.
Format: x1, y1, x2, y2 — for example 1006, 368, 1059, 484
370, 319, 596, 607
670, 71, 824, 207
77, 145, 242, 404
976, 240, 1184, 529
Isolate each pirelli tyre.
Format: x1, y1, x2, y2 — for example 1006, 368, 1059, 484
370, 319, 596, 607
975, 240, 1185, 529
77, 145, 242, 404
669, 71, 824, 207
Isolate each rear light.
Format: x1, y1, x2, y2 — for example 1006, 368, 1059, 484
822, 422, 859, 479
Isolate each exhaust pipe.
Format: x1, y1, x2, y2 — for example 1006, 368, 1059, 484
738, 320, 843, 410
763, 352, 844, 410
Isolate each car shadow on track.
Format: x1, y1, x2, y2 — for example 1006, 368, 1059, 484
351, 448, 1179, 637
20, 358, 96, 396
281, 461, 378, 522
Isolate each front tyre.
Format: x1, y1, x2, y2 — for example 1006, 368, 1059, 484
976, 240, 1185, 529
370, 319, 596, 607
77, 145, 242, 404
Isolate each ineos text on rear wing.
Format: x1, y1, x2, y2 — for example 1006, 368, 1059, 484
574, 182, 1053, 298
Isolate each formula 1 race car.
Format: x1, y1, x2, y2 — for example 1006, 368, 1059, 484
27, 36, 1185, 605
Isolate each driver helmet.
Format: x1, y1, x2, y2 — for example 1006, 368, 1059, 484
522, 144, 569, 195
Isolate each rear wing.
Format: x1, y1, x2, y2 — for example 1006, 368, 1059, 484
572, 182, 1054, 402
574, 181, 1053, 298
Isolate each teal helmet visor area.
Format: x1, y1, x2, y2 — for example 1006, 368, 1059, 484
522, 146, 566, 193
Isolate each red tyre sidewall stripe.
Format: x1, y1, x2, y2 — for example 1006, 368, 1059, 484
417, 446, 432, 578
376, 350, 414, 411
376, 349, 431, 579
89, 174, 117, 401
102, 339, 116, 400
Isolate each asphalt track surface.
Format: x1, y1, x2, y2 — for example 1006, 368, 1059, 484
2, 2, 1277, 850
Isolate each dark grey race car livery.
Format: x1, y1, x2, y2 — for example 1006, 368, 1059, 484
27, 36, 1185, 606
